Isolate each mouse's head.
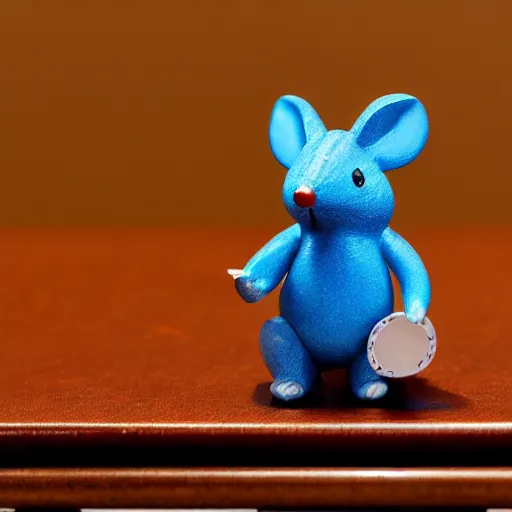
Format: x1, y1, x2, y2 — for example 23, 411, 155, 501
269, 94, 428, 233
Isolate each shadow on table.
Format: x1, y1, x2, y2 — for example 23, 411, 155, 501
253, 369, 468, 412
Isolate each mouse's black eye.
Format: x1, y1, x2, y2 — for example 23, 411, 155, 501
352, 168, 365, 188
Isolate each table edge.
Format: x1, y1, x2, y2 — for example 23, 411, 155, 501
1, 421, 512, 444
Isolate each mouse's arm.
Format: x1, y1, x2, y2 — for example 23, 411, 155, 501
231, 224, 301, 303
380, 227, 431, 323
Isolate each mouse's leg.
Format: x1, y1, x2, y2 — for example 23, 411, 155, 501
259, 316, 317, 401
349, 348, 389, 400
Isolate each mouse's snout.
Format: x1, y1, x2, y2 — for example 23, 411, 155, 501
293, 185, 316, 208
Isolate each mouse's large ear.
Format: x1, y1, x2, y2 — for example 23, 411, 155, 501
269, 95, 327, 169
350, 94, 428, 172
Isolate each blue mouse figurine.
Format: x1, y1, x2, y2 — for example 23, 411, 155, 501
232, 93, 431, 402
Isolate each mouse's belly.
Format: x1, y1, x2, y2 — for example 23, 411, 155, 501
279, 259, 393, 366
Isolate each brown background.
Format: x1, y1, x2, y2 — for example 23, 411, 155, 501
1, 0, 510, 229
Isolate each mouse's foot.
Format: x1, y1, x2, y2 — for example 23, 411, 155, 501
358, 380, 389, 400
270, 380, 305, 401
260, 316, 317, 402
350, 348, 389, 401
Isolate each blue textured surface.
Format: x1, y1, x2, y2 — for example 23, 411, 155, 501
235, 94, 430, 402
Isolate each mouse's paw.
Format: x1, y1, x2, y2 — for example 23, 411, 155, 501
357, 380, 389, 401
405, 299, 426, 324
233, 274, 267, 303
270, 380, 305, 401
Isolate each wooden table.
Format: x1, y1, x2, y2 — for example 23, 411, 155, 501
1, 227, 512, 509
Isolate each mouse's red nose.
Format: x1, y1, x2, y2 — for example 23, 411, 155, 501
293, 185, 316, 208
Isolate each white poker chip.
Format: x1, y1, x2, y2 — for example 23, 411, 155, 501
367, 312, 437, 379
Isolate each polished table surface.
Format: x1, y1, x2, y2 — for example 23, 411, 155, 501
1, 227, 512, 508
